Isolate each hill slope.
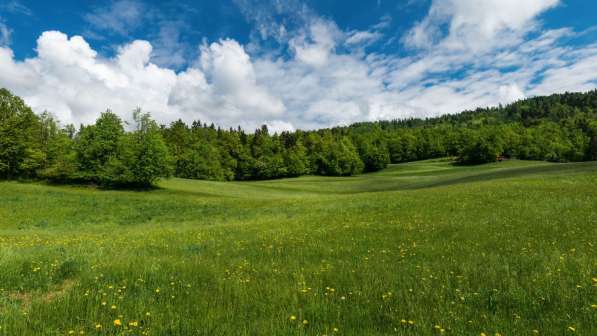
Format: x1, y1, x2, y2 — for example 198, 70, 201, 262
0, 159, 596, 335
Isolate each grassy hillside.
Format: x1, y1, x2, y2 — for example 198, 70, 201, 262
0, 159, 596, 335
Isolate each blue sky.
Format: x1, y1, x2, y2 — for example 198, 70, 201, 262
0, 0, 596, 131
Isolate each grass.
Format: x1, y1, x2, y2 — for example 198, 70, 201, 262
0, 159, 595, 335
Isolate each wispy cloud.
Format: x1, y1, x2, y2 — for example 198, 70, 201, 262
0, 0, 33, 16
0, 20, 11, 46
84, 0, 145, 37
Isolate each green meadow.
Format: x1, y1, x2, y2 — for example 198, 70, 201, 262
0, 159, 596, 335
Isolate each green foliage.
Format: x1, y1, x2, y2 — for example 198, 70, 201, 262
587, 120, 597, 160
457, 128, 504, 164
102, 109, 172, 187
308, 133, 364, 176
74, 110, 124, 182
0, 87, 596, 186
356, 138, 390, 172
283, 141, 309, 177
178, 142, 228, 180
0, 88, 44, 178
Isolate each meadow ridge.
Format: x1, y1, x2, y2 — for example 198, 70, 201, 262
0, 159, 596, 335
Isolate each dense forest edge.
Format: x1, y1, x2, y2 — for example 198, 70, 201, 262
1, 88, 596, 187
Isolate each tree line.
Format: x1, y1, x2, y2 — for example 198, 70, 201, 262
1, 88, 596, 187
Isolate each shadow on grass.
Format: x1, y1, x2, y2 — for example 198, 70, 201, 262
42, 178, 163, 192
401, 161, 597, 190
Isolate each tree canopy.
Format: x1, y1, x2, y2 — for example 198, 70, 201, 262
0, 88, 596, 187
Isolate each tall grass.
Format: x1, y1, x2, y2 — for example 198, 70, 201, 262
0, 159, 595, 335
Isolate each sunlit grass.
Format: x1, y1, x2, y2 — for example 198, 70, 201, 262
0, 159, 596, 335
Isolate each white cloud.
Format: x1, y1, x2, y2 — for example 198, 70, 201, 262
0, 0, 595, 133
290, 20, 339, 67
529, 45, 597, 96
0, 20, 11, 46
0, 1, 32, 16
403, 0, 560, 52
265, 120, 295, 133
150, 21, 188, 68
84, 0, 144, 36
0, 31, 285, 130
346, 31, 382, 46
233, 0, 313, 42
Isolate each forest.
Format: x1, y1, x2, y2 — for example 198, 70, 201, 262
1, 88, 596, 187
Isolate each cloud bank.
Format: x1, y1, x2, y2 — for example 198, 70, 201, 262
0, 0, 595, 132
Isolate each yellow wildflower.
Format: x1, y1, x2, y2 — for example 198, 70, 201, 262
113, 319, 122, 327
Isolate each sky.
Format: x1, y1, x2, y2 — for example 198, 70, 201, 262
0, 0, 596, 132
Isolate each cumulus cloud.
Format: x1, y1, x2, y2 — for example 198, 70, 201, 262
0, 0, 595, 132
0, 31, 285, 130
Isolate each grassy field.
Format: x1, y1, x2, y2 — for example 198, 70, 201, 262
0, 159, 596, 335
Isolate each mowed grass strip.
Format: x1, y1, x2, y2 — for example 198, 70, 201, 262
0, 159, 595, 335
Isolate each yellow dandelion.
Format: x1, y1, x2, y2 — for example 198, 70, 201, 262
95, 324, 102, 329
303, 320, 309, 325
408, 320, 414, 325
111, 305, 116, 310
113, 319, 122, 327
289, 315, 297, 321
333, 327, 339, 332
